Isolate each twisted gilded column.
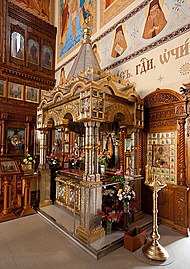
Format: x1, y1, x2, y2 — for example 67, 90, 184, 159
119, 128, 125, 172
178, 118, 186, 186
138, 129, 143, 174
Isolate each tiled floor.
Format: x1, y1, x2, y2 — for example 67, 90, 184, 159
0, 208, 189, 269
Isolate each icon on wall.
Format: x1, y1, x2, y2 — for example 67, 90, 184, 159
42, 45, 52, 69
8, 82, 24, 100
11, 32, 24, 60
26, 86, 39, 103
28, 39, 39, 64
7, 128, 25, 154
0, 80, 5, 97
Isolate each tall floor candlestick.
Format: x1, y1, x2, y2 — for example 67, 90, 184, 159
143, 170, 169, 261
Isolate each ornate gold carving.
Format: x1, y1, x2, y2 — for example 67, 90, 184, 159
150, 108, 175, 120
63, 102, 79, 121
145, 91, 180, 108
175, 105, 186, 116
149, 120, 176, 129
105, 102, 133, 125
76, 226, 105, 244
119, 129, 125, 171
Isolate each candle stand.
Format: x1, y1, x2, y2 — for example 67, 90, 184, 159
142, 166, 169, 261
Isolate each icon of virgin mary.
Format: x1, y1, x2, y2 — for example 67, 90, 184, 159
142, 0, 167, 39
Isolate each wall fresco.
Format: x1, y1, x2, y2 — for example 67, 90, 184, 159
100, 0, 135, 27
58, 0, 96, 61
10, 0, 54, 24
55, 0, 190, 98
97, 0, 189, 70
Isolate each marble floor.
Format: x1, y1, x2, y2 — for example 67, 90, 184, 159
40, 205, 152, 254
0, 209, 189, 269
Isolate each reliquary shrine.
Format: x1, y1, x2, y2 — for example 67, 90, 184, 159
37, 25, 144, 243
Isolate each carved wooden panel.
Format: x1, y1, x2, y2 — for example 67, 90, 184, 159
174, 187, 188, 230
0, 1, 56, 89
145, 89, 181, 108
158, 186, 175, 221
0, 1, 56, 159
144, 88, 189, 235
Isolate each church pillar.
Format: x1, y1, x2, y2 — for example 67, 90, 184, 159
77, 121, 104, 243
38, 130, 51, 207
39, 131, 47, 166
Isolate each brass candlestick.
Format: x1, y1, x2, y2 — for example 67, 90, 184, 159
142, 166, 169, 261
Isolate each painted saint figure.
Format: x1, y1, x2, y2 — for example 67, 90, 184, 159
111, 25, 127, 58
11, 32, 24, 60
61, 0, 70, 44
28, 40, 39, 64
71, 0, 78, 40
142, 0, 167, 39
80, 0, 93, 27
59, 67, 66, 85
42, 46, 52, 69
92, 43, 101, 64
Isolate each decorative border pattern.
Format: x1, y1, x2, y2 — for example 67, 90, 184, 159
103, 24, 190, 71
56, 24, 190, 73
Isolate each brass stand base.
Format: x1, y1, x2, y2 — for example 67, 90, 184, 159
76, 226, 105, 244
0, 211, 17, 222
142, 240, 169, 261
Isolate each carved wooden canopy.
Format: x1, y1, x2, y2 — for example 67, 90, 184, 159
37, 70, 144, 131
37, 23, 143, 131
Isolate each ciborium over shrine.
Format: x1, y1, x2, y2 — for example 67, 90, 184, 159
142, 165, 169, 261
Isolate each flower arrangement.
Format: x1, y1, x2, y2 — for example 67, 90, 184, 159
101, 206, 117, 223
22, 154, 35, 165
112, 170, 124, 188
98, 150, 111, 167
46, 156, 60, 170
117, 182, 135, 213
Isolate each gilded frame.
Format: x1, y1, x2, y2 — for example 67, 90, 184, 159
8, 82, 24, 100
0, 79, 6, 97
26, 86, 39, 103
